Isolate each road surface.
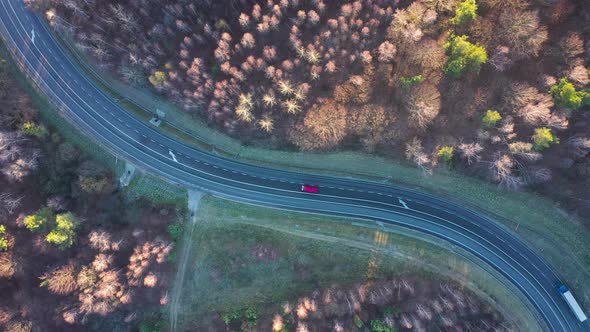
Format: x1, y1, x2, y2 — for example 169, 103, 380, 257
0, 1, 587, 330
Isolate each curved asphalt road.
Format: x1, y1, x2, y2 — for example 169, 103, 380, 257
0, 1, 587, 330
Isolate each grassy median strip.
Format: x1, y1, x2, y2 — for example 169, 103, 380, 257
175, 196, 545, 331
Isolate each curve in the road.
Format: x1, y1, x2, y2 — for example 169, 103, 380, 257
0, 1, 587, 330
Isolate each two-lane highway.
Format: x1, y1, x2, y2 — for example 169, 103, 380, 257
0, 0, 587, 330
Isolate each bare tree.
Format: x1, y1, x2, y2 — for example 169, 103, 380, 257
118, 65, 145, 85
416, 304, 433, 320
516, 99, 552, 126
377, 41, 397, 63
258, 116, 274, 133
23, 0, 52, 10
489, 46, 514, 72
401, 38, 446, 79
526, 166, 552, 185
0, 130, 41, 182
0, 131, 27, 159
568, 137, 590, 159
65, 0, 89, 19
490, 153, 523, 189
505, 82, 547, 110
40, 264, 78, 295
568, 64, 590, 86
240, 33, 255, 49
348, 104, 388, 152
77, 265, 97, 291
0, 252, 16, 278
239, 13, 250, 28
458, 142, 483, 165
545, 111, 569, 130
405, 138, 431, 174
560, 32, 585, 61
403, 83, 441, 130
388, 5, 426, 48
0, 193, 24, 215
143, 272, 158, 287
498, 9, 548, 60
400, 314, 414, 329
289, 100, 347, 151
508, 142, 542, 162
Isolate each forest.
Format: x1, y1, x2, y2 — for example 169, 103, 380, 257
0, 46, 178, 331
219, 278, 509, 331
26, 0, 590, 217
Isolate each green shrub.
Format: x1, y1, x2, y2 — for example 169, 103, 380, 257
167, 223, 185, 242
24, 207, 54, 232
138, 320, 164, 332
167, 249, 177, 263
444, 35, 487, 78
245, 307, 258, 322
20, 121, 48, 138
549, 78, 590, 110
222, 310, 242, 326
211, 63, 220, 77
222, 308, 258, 328
451, 0, 478, 26
46, 212, 80, 249
482, 110, 502, 127
0, 225, 9, 251
383, 307, 394, 317
371, 319, 396, 332
354, 315, 364, 329
437, 146, 454, 163
532, 127, 559, 151
399, 75, 425, 87
383, 306, 401, 317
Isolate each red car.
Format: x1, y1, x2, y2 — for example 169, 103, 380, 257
301, 185, 319, 193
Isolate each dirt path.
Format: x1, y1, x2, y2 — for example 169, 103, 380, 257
169, 190, 203, 332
